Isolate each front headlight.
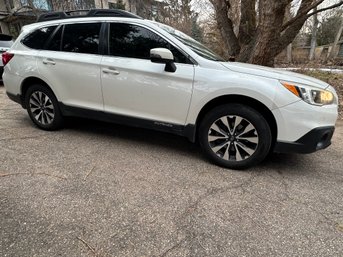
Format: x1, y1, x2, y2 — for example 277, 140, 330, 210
281, 81, 334, 106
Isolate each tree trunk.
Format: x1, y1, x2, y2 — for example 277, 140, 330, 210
285, 3, 293, 64
287, 44, 292, 63
236, 0, 257, 63
328, 19, 343, 59
309, 8, 318, 61
210, 0, 240, 58
245, 0, 289, 66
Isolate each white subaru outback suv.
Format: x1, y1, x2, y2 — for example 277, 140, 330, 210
2, 9, 339, 169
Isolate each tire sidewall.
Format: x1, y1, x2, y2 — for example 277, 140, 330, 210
199, 104, 272, 169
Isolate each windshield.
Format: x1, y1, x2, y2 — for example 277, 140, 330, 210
154, 22, 225, 62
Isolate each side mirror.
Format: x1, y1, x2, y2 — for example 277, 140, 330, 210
150, 48, 176, 73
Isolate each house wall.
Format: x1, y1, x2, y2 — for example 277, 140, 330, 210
0, 0, 9, 34
0, 21, 10, 34
0, 0, 154, 36
11, 0, 21, 9
0, 1, 7, 10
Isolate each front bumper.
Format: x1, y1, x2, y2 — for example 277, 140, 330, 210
274, 126, 335, 154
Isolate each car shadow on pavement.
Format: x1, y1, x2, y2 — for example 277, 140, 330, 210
65, 117, 201, 155
63, 117, 308, 171
263, 152, 304, 168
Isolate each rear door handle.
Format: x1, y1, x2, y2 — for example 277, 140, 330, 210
43, 58, 56, 65
103, 68, 120, 75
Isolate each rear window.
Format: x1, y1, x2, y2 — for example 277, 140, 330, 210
22, 26, 58, 49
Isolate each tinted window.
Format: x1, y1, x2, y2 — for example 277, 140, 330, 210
109, 23, 191, 64
47, 26, 62, 51
62, 23, 101, 54
22, 26, 57, 49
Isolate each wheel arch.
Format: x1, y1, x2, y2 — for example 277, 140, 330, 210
20, 77, 56, 108
194, 95, 277, 148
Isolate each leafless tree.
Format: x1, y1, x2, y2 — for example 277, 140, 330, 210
157, 0, 198, 35
309, 7, 318, 60
210, 0, 343, 66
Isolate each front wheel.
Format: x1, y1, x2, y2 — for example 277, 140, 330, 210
198, 104, 272, 169
25, 84, 64, 131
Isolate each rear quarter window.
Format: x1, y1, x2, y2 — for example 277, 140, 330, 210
21, 26, 58, 49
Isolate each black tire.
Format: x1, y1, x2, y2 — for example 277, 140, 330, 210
198, 104, 272, 170
25, 84, 64, 131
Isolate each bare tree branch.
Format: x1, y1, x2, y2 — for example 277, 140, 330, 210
209, 0, 343, 66
307, 0, 343, 17
280, 0, 343, 47
282, 0, 324, 31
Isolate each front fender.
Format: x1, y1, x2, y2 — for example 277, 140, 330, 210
186, 67, 295, 125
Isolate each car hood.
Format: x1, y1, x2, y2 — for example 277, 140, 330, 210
220, 62, 329, 90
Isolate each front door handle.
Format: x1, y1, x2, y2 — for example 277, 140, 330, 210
43, 58, 56, 65
103, 68, 120, 75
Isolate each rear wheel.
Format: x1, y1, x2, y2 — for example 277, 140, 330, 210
198, 104, 272, 169
25, 84, 64, 130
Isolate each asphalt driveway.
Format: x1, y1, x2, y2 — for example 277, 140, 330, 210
1, 86, 343, 257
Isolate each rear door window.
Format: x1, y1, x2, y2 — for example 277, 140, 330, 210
62, 23, 101, 55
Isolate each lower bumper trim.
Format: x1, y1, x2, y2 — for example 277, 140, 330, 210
6, 92, 24, 107
274, 126, 335, 154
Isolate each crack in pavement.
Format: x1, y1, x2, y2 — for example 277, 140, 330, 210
181, 172, 259, 219
161, 172, 260, 256
247, 170, 342, 232
158, 237, 188, 257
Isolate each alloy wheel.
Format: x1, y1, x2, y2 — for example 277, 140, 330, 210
208, 115, 259, 161
29, 91, 55, 125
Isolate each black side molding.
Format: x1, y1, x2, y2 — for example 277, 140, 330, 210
59, 103, 197, 142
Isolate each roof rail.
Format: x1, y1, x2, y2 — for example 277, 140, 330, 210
36, 9, 142, 22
